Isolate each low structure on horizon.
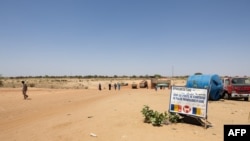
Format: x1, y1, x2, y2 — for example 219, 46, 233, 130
150, 78, 171, 89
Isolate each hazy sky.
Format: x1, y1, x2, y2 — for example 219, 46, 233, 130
0, 0, 249, 77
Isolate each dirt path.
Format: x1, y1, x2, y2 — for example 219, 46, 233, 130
0, 88, 249, 141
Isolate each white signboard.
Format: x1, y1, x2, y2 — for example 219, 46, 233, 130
169, 86, 208, 118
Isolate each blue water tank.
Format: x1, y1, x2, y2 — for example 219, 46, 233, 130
186, 74, 223, 100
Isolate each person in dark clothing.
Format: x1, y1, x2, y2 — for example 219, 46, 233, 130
99, 83, 102, 91
108, 83, 112, 90
22, 81, 28, 100
145, 81, 148, 89
114, 83, 117, 90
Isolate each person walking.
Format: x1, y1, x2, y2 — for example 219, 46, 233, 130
108, 83, 112, 90
114, 83, 117, 90
21, 81, 28, 100
155, 85, 158, 91
117, 82, 120, 90
99, 83, 102, 91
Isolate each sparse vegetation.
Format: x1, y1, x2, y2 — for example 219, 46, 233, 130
141, 105, 181, 126
29, 83, 35, 87
0, 75, 187, 89
168, 112, 181, 123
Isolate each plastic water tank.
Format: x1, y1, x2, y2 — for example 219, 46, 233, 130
186, 74, 223, 100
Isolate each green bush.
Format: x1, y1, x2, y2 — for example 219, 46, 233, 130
150, 111, 168, 126
141, 105, 155, 123
141, 105, 181, 126
168, 112, 181, 123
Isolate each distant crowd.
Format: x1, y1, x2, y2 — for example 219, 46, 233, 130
98, 82, 121, 91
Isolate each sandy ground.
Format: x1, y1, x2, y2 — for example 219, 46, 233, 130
0, 87, 250, 141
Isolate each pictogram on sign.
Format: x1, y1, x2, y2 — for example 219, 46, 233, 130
183, 105, 191, 113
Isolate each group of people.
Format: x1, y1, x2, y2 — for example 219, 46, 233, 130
108, 82, 120, 90
21, 80, 123, 100
98, 82, 121, 91
21, 80, 126, 100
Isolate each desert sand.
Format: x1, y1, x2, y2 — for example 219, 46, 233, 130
0, 79, 250, 141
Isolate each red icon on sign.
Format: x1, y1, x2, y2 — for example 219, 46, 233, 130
183, 105, 191, 113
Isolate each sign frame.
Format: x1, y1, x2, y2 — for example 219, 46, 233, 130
169, 86, 209, 128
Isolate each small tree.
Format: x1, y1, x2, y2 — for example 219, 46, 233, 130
154, 74, 162, 78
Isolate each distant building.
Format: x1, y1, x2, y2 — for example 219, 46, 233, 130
151, 78, 171, 89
